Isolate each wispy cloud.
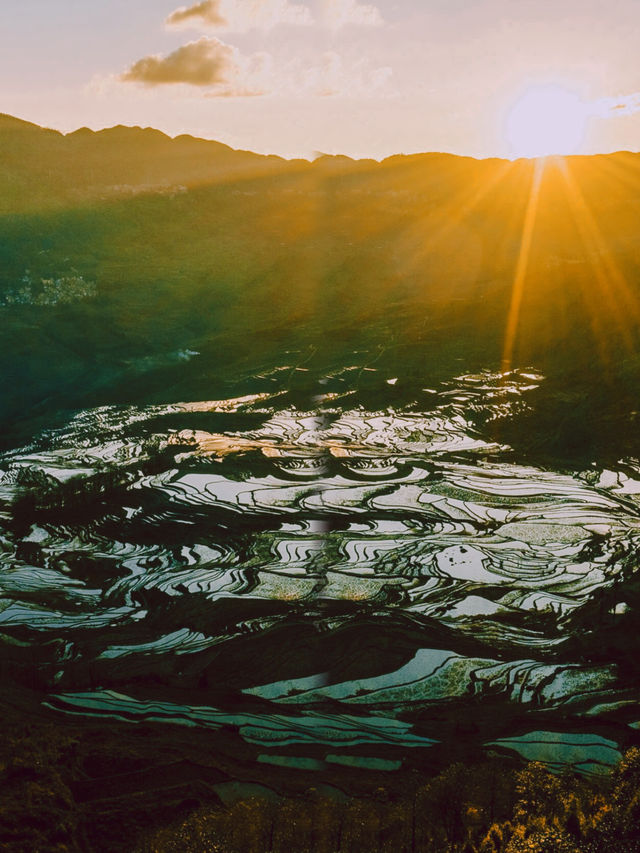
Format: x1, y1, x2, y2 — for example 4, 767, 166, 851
166, 0, 314, 32
119, 38, 391, 99
590, 91, 640, 118
282, 51, 392, 97
120, 37, 263, 95
167, 0, 227, 27
321, 0, 383, 29
122, 0, 389, 99
166, 0, 383, 31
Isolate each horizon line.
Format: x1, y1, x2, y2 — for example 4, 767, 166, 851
1, 110, 638, 166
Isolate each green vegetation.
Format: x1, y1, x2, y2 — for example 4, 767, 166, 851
2, 114, 640, 464
4, 115, 640, 852
136, 751, 640, 852
3, 700, 640, 853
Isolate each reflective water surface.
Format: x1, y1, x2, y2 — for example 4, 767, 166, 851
3, 361, 640, 778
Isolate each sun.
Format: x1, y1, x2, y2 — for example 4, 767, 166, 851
505, 85, 589, 159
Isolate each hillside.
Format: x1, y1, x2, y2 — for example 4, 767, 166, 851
1, 114, 640, 461
3, 115, 640, 852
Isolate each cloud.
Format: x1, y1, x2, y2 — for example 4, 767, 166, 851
595, 92, 640, 117
120, 37, 262, 94
120, 39, 391, 99
313, 52, 392, 96
167, 0, 227, 27
320, 0, 383, 29
166, 0, 314, 31
166, 0, 384, 31
269, 51, 392, 97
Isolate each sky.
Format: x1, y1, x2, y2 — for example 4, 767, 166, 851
1, 0, 640, 159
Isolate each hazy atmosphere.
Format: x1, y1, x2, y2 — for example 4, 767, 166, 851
3, 2, 640, 853
2, 0, 640, 158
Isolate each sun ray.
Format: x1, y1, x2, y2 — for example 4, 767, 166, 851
556, 158, 640, 357
501, 158, 544, 374
419, 159, 513, 255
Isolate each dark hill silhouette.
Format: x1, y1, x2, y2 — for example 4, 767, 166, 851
0, 114, 292, 212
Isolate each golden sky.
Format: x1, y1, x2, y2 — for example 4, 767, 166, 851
1, 0, 640, 159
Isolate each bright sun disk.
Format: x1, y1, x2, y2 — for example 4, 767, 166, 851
505, 85, 588, 159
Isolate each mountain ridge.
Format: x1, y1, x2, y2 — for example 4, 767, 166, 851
2, 110, 637, 163
2, 110, 638, 217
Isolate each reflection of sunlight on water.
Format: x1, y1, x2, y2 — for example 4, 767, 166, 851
488, 731, 621, 776
2, 366, 640, 769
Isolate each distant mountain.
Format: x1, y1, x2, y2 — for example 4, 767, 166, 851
0, 113, 304, 212
2, 111, 638, 214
